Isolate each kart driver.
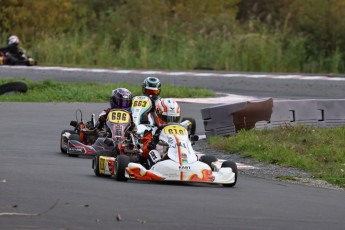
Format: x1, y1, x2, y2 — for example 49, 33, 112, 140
141, 98, 181, 166
142, 76, 162, 106
0, 35, 27, 65
93, 88, 134, 131
141, 76, 162, 125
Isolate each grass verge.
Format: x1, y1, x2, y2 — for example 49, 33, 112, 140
0, 78, 214, 102
208, 125, 345, 188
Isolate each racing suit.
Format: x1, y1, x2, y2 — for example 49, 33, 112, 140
141, 95, 160, 125
141, 128, 159, 159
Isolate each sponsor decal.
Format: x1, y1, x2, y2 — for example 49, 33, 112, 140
179, 166, 191, 171
167, 136, 176, 148
67, 147, 83, 153
99, 158, 107, 174
181, 153, 188, 163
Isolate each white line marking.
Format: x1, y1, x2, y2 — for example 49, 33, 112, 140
1, 66, 344, 81
0, 212, 38, 216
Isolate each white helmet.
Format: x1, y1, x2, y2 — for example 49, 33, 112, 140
8, 35, 20, 46
154, 98, 181, 127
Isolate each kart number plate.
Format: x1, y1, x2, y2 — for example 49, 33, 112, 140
108, 110, 130, 124
163, 125, 186, 135
132, 98, 151, 109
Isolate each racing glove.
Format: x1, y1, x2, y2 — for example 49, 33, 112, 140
148, 141, 157, 151
152, 132, 160, 144
148, 132, 160, 150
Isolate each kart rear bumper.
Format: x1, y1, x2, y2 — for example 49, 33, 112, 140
125, 160, 236, 184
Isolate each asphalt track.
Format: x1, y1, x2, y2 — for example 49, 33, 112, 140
1, 66, 345, 230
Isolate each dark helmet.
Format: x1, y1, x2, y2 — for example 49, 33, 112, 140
142, 77, 161, 98
8, 35, 20, 46
110, 88, 133, 109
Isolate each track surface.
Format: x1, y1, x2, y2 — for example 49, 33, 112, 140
1, 67, 345, 229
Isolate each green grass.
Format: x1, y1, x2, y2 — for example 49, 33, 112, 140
28, 31, 345, 74
0, 78, 215, 102
208, 125, 345, 188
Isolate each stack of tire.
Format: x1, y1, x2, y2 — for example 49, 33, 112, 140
0, 82, 28, 95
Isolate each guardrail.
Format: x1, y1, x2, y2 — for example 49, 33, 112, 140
201, 98, 345, 138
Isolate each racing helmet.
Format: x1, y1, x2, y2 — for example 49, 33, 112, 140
110, 88, 133, 110
8, 35, 19, 46
142, 77, 161, 98
154, 98, 181, 127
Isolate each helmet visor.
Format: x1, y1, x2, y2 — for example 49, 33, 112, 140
144, 88, 160, 96
114, 98, 132, 109
157, 113, 180, 123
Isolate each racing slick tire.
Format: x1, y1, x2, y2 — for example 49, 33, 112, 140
221, 160, 238, 187
0, 82, 28, 95
115, 155, 130, 182
199, 155, 218, 171
60, 130, 77, 153
181, 117, 196, 135
93, 151, 113, 177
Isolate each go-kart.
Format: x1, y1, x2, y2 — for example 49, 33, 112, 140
62, 109, 141, 161
94, 123, 238, 187
0, 50, 37, 66
60, 109, 98, 155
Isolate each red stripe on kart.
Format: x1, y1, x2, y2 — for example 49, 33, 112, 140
174, 135, 184, 181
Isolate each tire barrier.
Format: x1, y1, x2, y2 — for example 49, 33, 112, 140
201, 98, 345, 138
0, 82, 28, 95
201, 98, 273, 138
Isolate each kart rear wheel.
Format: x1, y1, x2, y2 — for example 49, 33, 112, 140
199, 155, 217, 171
221, 161, 237, 187
60, 130, 76, 153
115, 155, 130, 182
181, 117, 196, 135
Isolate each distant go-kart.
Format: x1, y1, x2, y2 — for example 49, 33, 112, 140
93, 123, 238, 187
60, 109, 98, 156
0, 50, 37, 66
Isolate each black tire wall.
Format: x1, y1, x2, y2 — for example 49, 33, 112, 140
0, 82, 28, 95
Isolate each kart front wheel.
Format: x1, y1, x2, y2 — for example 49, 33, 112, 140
115, 155, 130, 181
221, 161, 238, 187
